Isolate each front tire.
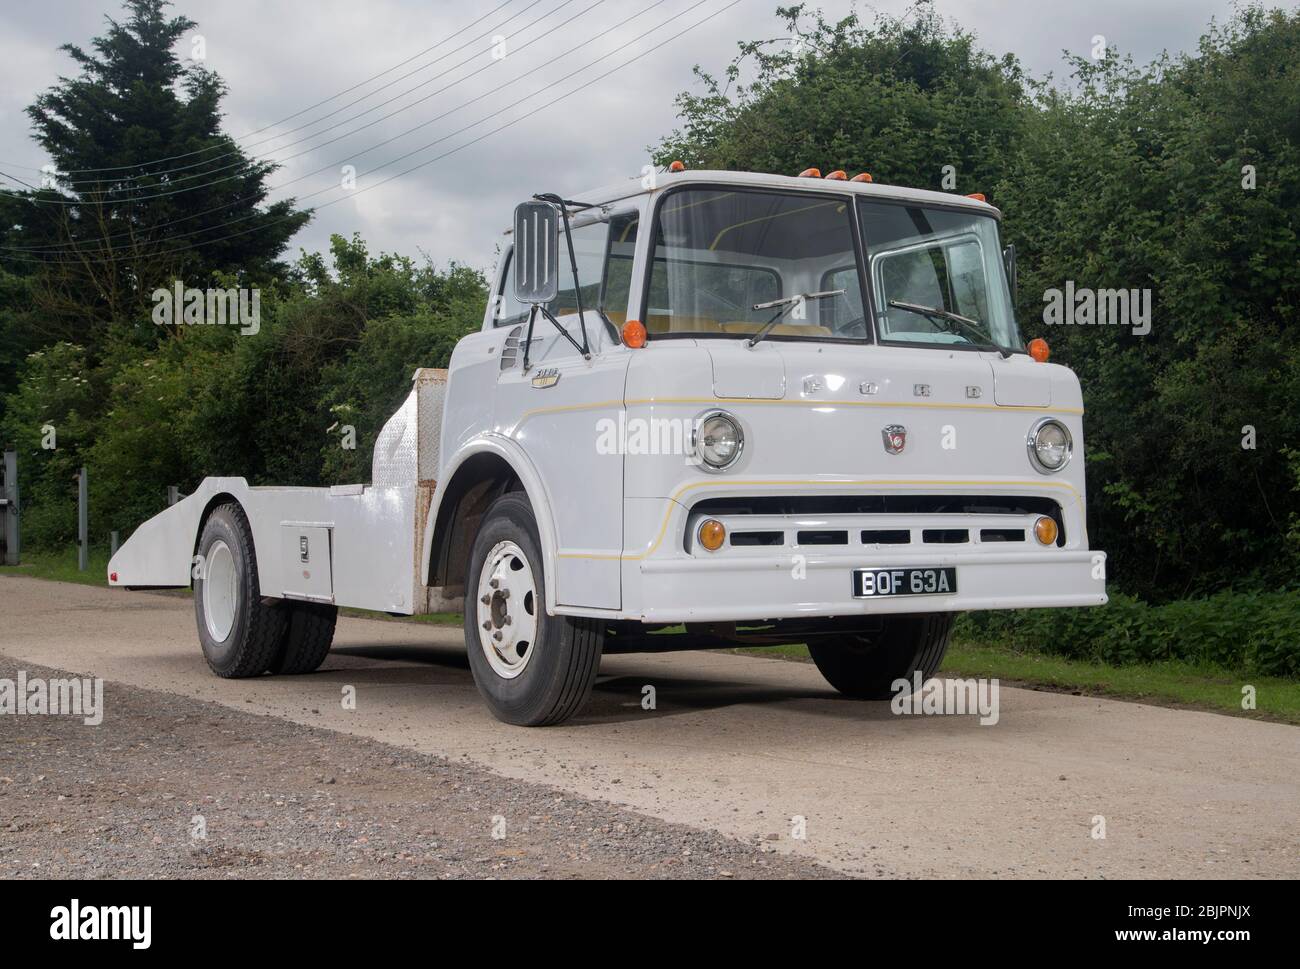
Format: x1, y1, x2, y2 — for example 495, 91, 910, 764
808, 613, 954, 699
463, 492, 603, 726
194, 503, 287, 678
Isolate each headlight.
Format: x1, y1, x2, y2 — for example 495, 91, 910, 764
1027, 418, 1072, 473
693, 410, 744, 471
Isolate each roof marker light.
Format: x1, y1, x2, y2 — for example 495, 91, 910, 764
966, 192, 987, 202
1028, 338, 1050, 362
825, 170, 847, 180
798, 167, 821, 178
850, 172, 873, 183
668, 160, 686, 173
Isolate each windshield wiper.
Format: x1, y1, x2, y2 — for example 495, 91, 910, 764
887, 300, 1011, 358
748, 289, 845, 347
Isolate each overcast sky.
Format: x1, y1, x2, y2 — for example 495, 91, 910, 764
0, 0, 1284, 276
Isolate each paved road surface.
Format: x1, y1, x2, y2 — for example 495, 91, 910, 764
1, 575, 1296, 877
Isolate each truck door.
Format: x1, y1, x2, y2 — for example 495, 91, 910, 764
492, 213, 634, 610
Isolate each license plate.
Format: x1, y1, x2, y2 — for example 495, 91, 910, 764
852, 566, 957, 598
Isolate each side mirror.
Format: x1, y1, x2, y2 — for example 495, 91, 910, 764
513, 200, 560, 304
1002, 243, 1018, 303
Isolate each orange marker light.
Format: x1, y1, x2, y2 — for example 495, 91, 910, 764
966, 192, 987, 202
698, 519, 726, 552
825, 170, 847, 180
850, 172, 873, 182
1027, 338, 1050, 362
622, 319, 647, 348
798, 167, 821, 178
1034, 516, 1059, 546
668, 160, 685, 173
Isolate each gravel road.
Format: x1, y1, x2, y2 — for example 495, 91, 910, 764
1, 574, 1297, 878
0, 656, 832, 879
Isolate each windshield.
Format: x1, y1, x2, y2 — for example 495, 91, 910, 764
857, 200, 1021, 351
645, 189, 868, 341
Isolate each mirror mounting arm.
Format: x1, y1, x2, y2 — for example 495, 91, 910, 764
534, 193, 591, 356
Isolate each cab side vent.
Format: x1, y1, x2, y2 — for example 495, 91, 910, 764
499, 326, 523, 371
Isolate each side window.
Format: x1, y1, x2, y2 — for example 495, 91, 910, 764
493, 250, 532, 327
551, 220, 607, 317
600, 211, 638, 326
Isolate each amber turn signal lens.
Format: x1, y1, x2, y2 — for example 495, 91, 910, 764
622, 319, 647, 348
698, 519, 726, 551
668, 160, 685, 172
850, 172, 873, 182
966, 192, 987, 202
1034, 516, 1059, 546
798, 167, 821, 178
1028, 338, 1050, 362
825, 170, 847, 180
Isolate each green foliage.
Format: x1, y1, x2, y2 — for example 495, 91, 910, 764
0, 0, 310, 340
656, 1, 1300, 600
956, 591, 1300, 678
2, 237, 486, 547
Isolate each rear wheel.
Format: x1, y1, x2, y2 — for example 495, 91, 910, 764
463, 492, 603, 726
272, 602, 338, 674
808, 613, 954, 699
194, 503, 287, 678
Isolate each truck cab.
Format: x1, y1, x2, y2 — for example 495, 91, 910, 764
108, 167, 1106, 726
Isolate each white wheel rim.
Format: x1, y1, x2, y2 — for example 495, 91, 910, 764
475, 540, 538, 679
203, 539, 238, 642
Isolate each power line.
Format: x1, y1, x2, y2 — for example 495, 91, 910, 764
0, 0, 521, 177
2, 0, 743, 270
4, 0, 677, 256
1, 0, 584, 204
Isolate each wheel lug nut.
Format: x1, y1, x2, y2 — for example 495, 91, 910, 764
492, 631, 503, 641
489, 578, 500, 589
482, 620, 492, 631
480, 594, 490, 605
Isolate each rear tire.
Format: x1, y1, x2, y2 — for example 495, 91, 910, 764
272, 602, 338, 675
463, 492, 603, 726
194, 502, 287, 678
808, 613, 954, 699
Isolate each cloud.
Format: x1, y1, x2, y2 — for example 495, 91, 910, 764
0, 0, 1278, 274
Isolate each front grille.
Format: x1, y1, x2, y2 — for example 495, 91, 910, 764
686, 494, 1066, 553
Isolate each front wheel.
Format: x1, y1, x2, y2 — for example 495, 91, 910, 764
463, 492, 603, 726
808, 613, 954, 699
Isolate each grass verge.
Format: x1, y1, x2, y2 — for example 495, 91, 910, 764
732, 641, 1300, 724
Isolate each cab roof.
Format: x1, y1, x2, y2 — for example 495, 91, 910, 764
504, 168, 999, 236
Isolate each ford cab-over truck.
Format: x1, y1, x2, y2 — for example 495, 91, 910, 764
107, 167, 1107, 725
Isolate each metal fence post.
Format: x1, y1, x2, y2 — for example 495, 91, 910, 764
2, 449, 18, 566
78, 466, 89, 571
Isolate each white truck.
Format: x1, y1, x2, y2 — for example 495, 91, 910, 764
108, 167, 1107, 725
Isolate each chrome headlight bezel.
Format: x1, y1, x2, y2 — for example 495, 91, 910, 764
1027, 417, 1073, 474
692, 410, 744, 472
